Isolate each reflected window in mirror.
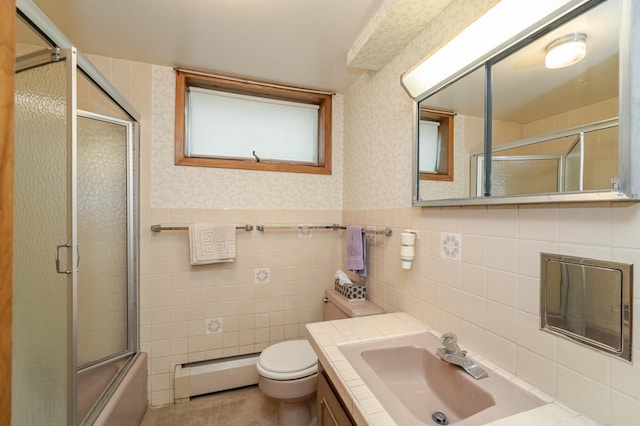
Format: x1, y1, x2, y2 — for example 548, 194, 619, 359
418, 109, 454, 181
416, 66, 485, 202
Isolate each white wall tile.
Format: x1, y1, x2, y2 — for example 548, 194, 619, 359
486, 302, 517, 341
517, 239, 558, 278
421, 254, 441, 281
610, 390, 640, 426
558, 206, 612, 246
460, 321, 486, 355
611, 348, 640, 400
485, 333, 517, 373
461, 263, 486, 296
487, 207, 519, 238
439, 310, 461, 336
440, 258, 462, 288
486, 269, 518, 307
486, 237, 518, 273
460, 292, 486, 327
462, 234, 487, 266
611, 204, 640, 249
459, 207, 487, 236
517, 275, 539, 315
556, 338, 609, 384
556, 366, 610, 424
516, 347, 557, 396
439, 284, 461, 316
516, 312, 556, 360
518, 205, 559, 241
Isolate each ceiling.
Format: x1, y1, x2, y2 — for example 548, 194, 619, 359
24, 0, 392, 93
19, 0, 456, 93
18, 0, 620, 121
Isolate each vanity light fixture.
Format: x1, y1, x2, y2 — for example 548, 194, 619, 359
401, 0, 579, 99
545, 33, 587, 69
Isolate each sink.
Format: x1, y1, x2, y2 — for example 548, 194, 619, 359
361, 345, 494, 422
339, 332, 545, 425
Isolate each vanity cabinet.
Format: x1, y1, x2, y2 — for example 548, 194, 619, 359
317, 368, 354, 426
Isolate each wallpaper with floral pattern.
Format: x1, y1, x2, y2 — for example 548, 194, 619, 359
151, 66, 344, 210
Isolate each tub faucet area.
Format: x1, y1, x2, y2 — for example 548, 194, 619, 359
436, 333, 488, 380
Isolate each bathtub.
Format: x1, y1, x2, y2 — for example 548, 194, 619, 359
84, 352, 148, 426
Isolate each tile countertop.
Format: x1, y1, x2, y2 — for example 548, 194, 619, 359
305, 312, 600, 426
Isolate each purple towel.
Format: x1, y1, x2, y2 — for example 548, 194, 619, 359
346, 226, 367, 277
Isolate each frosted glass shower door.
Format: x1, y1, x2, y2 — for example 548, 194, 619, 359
76, 113, 132, 368
13, 54, 76, 425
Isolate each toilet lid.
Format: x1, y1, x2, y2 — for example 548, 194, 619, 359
257, 340, 318, 380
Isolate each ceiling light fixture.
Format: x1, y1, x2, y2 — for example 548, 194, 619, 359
545, 33, 587, 69
401, 0, 578, 100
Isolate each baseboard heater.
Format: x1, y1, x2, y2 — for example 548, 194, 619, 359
174, 353, 260, 403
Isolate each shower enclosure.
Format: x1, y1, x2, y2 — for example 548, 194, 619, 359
14, 2, 141, 424
473, 119, 619, 197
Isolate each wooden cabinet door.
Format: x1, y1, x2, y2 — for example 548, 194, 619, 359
317, 371, 354, 426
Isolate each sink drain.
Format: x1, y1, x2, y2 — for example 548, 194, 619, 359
432, 411, 449, 425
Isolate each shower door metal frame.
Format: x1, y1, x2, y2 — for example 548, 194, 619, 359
76, 109, 139, 372
75, 110, 139, 426
14, 45, 79, 425
16, 0, 140, 123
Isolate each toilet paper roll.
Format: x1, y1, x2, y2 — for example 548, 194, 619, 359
401, 232, 416, 246
400, 245, 415, 257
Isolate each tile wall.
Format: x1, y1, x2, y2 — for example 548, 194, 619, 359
140, 208, 343, 405
342, 204, 640, 425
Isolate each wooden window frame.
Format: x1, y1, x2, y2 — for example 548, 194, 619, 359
175, 69, 332, 175
419, 108, 454, 182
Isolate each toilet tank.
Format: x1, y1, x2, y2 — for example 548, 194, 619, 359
323, 289, 383, 320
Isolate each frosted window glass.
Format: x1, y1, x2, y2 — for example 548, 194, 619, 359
187, 88, 319, 163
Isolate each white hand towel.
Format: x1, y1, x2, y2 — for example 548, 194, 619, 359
189, 224, 236, 265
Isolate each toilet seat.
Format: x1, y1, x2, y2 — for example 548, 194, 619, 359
257, 339, 318, 380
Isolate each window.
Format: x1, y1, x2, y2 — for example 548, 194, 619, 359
418, 108, 454, 181
175, 69, 332, 174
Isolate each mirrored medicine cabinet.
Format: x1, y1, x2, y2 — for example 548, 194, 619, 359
406, 0, 640, 206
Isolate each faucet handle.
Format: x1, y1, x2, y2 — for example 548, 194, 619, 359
440, 332, 462, 354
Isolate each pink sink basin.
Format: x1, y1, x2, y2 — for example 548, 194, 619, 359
339, 332, 545, 425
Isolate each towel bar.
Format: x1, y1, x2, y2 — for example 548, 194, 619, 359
255, 224, 392, 237
151, 224, 253, 232
150, 223, 392, 237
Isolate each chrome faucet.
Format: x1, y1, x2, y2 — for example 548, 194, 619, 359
436, 332, 488, 380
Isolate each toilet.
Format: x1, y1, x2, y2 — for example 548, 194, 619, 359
256, 288, 383, 426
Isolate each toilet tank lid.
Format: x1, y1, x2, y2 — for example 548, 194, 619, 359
324, 289, 384, 317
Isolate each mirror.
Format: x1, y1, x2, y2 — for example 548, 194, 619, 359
412, 0, 638, 206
